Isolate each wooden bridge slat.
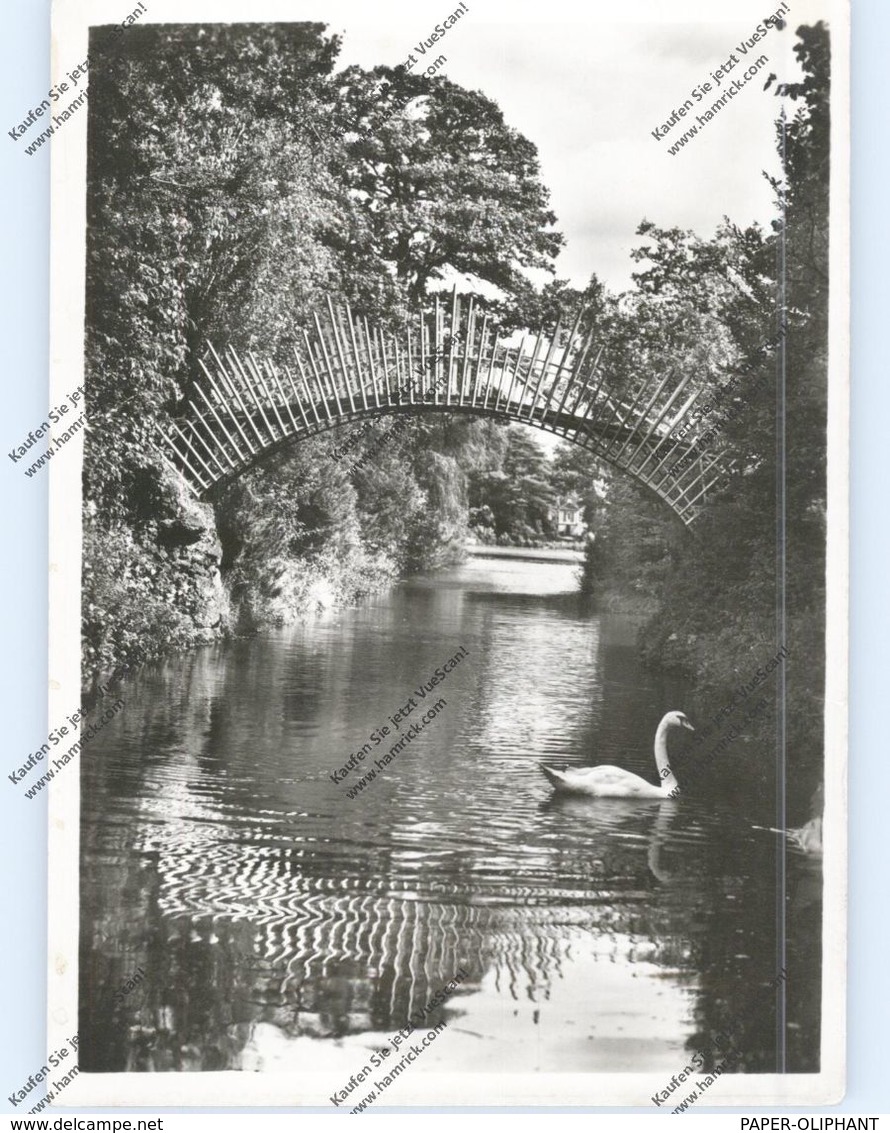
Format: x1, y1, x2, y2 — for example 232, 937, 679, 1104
317, 315, 345, 412
209, 342, 262, 447
526, 320, 559, 420
482, 329, 501, 410
633, 386, 701, 481
610, 369, 676, 464
345, 303, 370, 412
258, 356, 291, 437
519, 324, 547, 418
420, 307, 431, 402
472, 314, 490, 407
657, 443, 719, 496
392, 329, 406, 402
246, 350, 286, 440
218, 347, 267, 449
186, 403, 233, 477
418, 308, 426, 403
292, 342, 323, 426
501, 338, 526, 413
360, 317, 382, 410
302, 330, 334, 423
429, 306, 438, 405
229, 347, 279, 444
447, 287, 459, 407
567, 390, 606, 447
642, 422, 702, 486
677, 460, 733, 519
665, 450, 724, 508
312, 313, 345, 417
653, 387, 706, 454
539, 307, 586, 428
326, 297, 358, 415
586, 382, 626, 441
568, 341, 605, 419
269, 360, 301, 436
224, 348, 264, 441
579, 362, 623, 440
171, 418, 219, 483
556, 306, 586, 376
566, 344, 608, 438
406, 319, 417, 406
639, 435, 685, 486
394, 335, 407, 404
432, 308, 441, 400
249, 352, 289, 438
155, 423, 209, 492
520, 328, 548, 421
459, 296, 475, 406
194, 379, 241, 468
600, 376, 650, 459
351, 311, 375, 408
282, 362, 313, 431
625, 374, 694, 471
378, 326, 393, 406
200, 357, 256, 456
548, 334, 597, 434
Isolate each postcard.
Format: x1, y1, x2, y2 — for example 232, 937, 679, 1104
37, 0, 847, 1109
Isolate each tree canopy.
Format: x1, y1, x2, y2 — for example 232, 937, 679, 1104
330, 66, 563, 301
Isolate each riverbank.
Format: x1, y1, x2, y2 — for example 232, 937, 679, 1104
81, 423, 474, 691
465, 544, 584, 564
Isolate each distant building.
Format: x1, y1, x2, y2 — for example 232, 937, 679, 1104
550, 495, 587, 539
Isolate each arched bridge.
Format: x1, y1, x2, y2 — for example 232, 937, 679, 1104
156, 292, 733, 525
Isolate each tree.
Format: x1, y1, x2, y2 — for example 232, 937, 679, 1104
468, 427, 555, 543
84, 22, 350, 519
329, 66, 564, 301
550, 443, 606, 528
628, 22, 830, 811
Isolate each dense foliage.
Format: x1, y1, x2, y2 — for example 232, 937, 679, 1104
82, 23, 561, 681
468, 427, 556, 544
579, 22, 830, 813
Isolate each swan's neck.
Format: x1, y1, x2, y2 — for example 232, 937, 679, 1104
654, 720, 678, 793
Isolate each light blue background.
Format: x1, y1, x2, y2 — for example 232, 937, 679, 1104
0, 0, 883, 1115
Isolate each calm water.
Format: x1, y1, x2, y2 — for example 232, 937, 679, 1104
79, 557, 820, 1081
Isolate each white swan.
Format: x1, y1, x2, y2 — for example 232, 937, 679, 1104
540, 710, 695, 799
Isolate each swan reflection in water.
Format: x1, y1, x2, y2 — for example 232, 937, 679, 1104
540, 794, 685, 885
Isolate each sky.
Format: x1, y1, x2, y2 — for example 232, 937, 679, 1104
66, 0, 830, 295
303, 0, 828, 292
290, 0, 828, 454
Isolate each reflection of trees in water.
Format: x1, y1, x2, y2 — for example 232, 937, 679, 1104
78, 608, 821, 1075
81, 758, 821, 1075
81, 819, 697, 1072
675, 831, 821, 1075
158, 844, 684, 1019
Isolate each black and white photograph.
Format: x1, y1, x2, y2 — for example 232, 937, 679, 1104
39, 0, 846, 1109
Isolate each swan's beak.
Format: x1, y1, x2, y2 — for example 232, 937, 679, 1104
683, 720, 695, 732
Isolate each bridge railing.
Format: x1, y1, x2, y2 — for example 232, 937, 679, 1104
155, 291, 734, 525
